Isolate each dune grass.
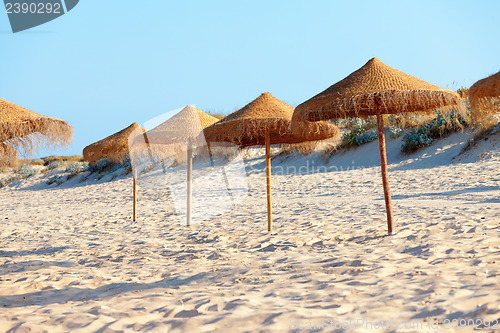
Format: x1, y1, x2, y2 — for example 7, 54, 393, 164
401, 110, 469, 153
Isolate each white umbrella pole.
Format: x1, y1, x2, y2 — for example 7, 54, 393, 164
133, 178, 137, 222
132, 152, 137, 222
186, 139, 193, 226
375, 107, 394, 235
265, 132, 272, 232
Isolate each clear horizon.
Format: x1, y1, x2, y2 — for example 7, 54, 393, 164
1, 0, 499, 158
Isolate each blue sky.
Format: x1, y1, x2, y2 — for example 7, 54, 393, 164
1, 0, 499, 157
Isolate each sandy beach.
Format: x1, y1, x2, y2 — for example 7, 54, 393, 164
1, 129, 499, 332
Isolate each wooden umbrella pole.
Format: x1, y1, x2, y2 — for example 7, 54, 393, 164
186, 139, 193, 226
265, 132, 273, 232
375, 106, 394, 235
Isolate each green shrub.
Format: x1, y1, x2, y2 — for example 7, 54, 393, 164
0, 175, 19, 188
47, 175, 65, 186
96, 171, 108, 181
17, 164, 42, 177
401, 110, 468, 153
47, 160, 62, 170
88, 158, 109, 173
355, 128, 378, 145
401, 127, 434, 153
341, 123, 378, 148
389, 126, 402, 139
65, 161, 89, 177
88, 158, 131, 176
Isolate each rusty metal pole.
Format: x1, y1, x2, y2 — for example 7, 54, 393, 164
375, 95, 394, 235
265, 132, 273, 232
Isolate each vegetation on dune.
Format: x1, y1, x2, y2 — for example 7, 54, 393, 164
42, 155, 83, 166
84, 158, 132, 181
401, 110, 468, 153
2, 83, 497, 188
0, 174, 19, 187
460, 119, 500, 155
66, 161, 90, 179
321, 106, 470, 157
0, 155, 132, 188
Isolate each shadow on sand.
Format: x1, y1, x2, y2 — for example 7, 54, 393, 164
0, 272, 210, 308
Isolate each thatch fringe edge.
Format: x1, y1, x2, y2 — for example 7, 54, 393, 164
205, 117, 338, 147
296, 90, 465, 123
0, 118, 73, 163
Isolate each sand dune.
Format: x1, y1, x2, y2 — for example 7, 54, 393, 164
1, 130, 499, 332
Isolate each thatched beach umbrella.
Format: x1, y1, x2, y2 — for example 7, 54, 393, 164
142, 106, 219, 152
468, 71, 500, 119
130, 105, 219, 224
83, 122, 145, 165
0, 98, 72, 166
204, 92, 340, 231
0, 143, 17, 166
292, 58, 463, 235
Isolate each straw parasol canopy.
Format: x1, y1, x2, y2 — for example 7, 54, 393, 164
131, 106, 219, 160
0, 143, 17, 166
291, 58, 463, 235
204, 92, 340, 147
83, 122, 145, 165
293, 58, 463, 122
143, 106, 218, 146
468, 71, 500, 116
204, 92, 340, 232
0, 98, 73, 166
128, 106, 219, 224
